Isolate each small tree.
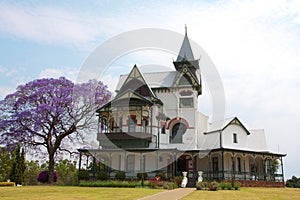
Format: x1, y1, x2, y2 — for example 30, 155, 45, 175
55, 159, 77, 185
0, 77, 112, 184
0, 147, 13, 181
9, 144, 26, 185
24, 160, 42, 185
286, 176, 300, 188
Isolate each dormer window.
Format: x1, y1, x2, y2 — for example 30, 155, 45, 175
233, 133, 238, 143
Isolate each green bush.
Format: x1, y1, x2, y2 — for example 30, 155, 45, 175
233, 181, 241, 190
79, 180, 141, 188
149, 180, 158, 189
97, 171, 108, 180
196, 181, 208, 190
208, 181, 219, 191
163, 182, 178, 190
78, 170, 89, 180
115, 171, 125, 181
155, 172, 167, 180
137, 173, 148, 180
174, 176, 183, 187
218, 181, 232, 190
286, 176, 300, 188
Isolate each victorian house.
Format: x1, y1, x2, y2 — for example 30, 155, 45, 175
78, 29, 286, 187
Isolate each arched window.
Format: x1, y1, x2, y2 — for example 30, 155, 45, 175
170, 122, 187, 143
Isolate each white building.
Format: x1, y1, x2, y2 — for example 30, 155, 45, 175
78, 30, 286, 187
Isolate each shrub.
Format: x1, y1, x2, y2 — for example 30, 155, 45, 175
286, 176, 300, 188
196, 181, 208, 190
155, 172, 167, 180
97, 171, 108, 180
37, 170, 58, 183
79, 180, 141, 188
115, 171, 126, 181
219, 181, 232, 190
208, 181, 219, 191
149, 180, 158, 189
0, 182, 15, 186
137, 173, 148, 180
78, 170, 89, 180
233, 181, 241, 190
174, 176, 183, 187
163, 182, 177, 190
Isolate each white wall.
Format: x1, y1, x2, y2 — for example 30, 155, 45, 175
222, 124, 248, 149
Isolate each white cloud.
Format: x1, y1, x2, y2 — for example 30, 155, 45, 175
0, 85, 14, 99
39, 67, 79, 81
0, 2, 100, 48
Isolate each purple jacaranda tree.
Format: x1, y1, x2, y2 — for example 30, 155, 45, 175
0, 77, 112, 183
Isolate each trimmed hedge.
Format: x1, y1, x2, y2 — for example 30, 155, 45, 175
0, 182, 15, 187
79, 180, 146, 188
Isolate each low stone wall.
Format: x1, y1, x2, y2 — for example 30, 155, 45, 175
239, 180, 285, 187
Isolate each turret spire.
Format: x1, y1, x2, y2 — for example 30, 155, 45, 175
176, 25, 194, 62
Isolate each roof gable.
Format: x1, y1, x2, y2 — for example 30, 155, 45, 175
118, 65, 157, 99
206, 117, 251, 135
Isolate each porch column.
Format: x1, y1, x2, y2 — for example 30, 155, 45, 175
92, 156, 96, 179
232, 152, 235, 181
243, 155, 246, 180
191, 153, 195, 179
280, 157, 285, 182
221, 150, 224, 180
124, 152, 127, 172
156, 151, 159, 171
108, 153, 112, 178
254, 155, 257, 180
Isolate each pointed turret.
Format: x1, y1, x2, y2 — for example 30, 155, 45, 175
176, 25, 195, 62
173, 26, 202, 95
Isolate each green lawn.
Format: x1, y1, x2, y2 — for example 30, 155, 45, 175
182, 188, 300, 200
1, 186, 300, 200
0, 186, 164, 200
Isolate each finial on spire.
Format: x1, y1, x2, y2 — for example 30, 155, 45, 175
185, 24, 187, 35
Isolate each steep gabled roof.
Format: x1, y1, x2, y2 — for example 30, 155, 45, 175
118, 65, 156, 97
205, 117, 251, 135
176, 31, 195, 62
172, 65, 201, 88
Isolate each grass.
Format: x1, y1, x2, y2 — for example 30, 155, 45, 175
181, 187, 300, 200
1, 186, 300, 200
0, 186, 164, 200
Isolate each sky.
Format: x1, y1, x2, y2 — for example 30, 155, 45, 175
0, 0, 300, 179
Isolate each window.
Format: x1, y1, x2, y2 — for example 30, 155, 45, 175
237, 157, 241, 172
141, 155, 146, 172
142, 119, 147, 133
179, 98, 193, 108
128, 117, 136, 132
119, 117, 123, 130
127, 155, 135, 172
212, 157, 219, 172
170, 122, 187, 143
161, 125, 166, 134
233, 133, 238, 143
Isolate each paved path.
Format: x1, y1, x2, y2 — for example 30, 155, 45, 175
138, 188, 195, 200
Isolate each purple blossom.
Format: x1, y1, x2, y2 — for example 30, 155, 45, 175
37, 170, 58, 183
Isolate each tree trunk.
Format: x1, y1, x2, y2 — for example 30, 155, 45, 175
48, 152, 55, 184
